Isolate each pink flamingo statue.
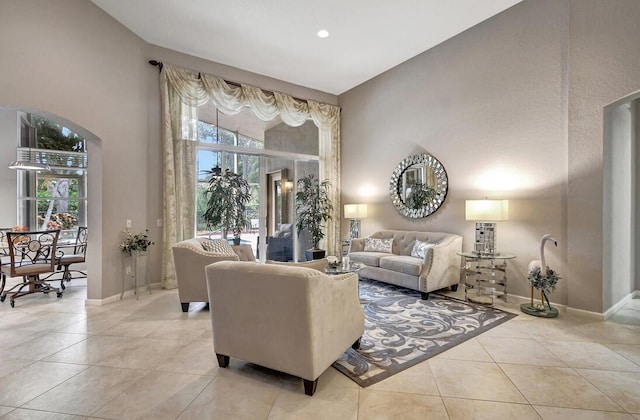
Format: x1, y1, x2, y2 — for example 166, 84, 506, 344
527, 234, 557, 307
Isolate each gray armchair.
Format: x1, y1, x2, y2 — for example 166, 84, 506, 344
172, 238, 255, 312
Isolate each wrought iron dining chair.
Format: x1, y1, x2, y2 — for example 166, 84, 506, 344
0, 228, 12, 251
54, 226, 87, 290
0, 228, 10, 258
0, 230, 62, 308
0, 228, 11, 294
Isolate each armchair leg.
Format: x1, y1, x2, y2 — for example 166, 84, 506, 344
450, 284, 459, 292
303, 378, 318, 396
216, 353, 230, 368
352, 338, 362, 350
181, 302, 189, 312
421, 292, 429, 300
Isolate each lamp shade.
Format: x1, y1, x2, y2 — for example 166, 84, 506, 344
344, 204, 368, 219
465, 200, 509, 221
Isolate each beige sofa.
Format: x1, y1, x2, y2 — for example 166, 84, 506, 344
349, 230, 462, 299
205, 260, 364, 396
172, 238, 255, 312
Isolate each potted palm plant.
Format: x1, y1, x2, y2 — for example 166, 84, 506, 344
295, 173, 333, 260
203, 169, 251, 245
407, 181, 437, 210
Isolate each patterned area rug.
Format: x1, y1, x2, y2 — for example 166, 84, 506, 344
333, 278, 517, 387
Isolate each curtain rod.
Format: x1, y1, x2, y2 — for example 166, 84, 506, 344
148, 59, 312, 105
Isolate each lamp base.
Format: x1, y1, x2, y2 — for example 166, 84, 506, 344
473, 222, 497, 255
349, 219, 361, 239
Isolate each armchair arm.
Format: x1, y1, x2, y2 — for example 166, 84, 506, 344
172, 245, 239, 303
418, 235, 462, 291
307, 272, 364, 378
266, 258, 329, 272
231, 245, 256, 261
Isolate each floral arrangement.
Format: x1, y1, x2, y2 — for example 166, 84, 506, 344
527, 266, 560, 294
46, 220, 63, 230
11, 225, 29, 232
38, 213, 78, 230
120, 229, 154, 255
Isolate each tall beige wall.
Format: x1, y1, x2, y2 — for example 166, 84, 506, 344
0, 0, 149, 299
340, 0, 568, 308
0, 110, 18, 226
567, 0, 640, 311
603, 100, 634, 311
0, 0, 337, 300
339, 0, 640, 313
265, 120, 319, 156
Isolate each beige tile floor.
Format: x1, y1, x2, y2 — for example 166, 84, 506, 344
0, 278, 638, 420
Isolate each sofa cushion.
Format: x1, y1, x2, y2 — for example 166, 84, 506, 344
349, 251, 393, 267
379, 255, 424, 276
411, 240, 434, 259
364, 238, 393, 253
200, 239, 235, 255
367, 231, 434, 255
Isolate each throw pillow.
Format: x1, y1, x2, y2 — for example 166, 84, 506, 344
411, 240, 434, 259
279, 223, 293, 232
201, 239, 235, 255
364, 238, 393, 253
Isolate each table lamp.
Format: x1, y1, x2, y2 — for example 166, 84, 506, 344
344, 204, 368, 239
465, 199, 509, 255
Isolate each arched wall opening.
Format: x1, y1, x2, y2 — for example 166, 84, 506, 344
0, 106, 103, 301
603, 91, 640, 317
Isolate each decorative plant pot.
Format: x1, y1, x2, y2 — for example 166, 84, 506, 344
305, 249, 326, 261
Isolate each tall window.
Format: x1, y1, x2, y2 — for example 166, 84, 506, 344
195, 120, 262, 236
193, 112, 320, 261
17, 114, 88, 237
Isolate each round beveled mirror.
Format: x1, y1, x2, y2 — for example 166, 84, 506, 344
389, 153, 448, 218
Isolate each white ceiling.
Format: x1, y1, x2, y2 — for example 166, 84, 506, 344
91, 0, 521, 95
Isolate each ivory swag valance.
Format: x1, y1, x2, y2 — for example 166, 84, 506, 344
159, 63, 341, 289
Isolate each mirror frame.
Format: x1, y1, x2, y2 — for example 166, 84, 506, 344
389, 153, 448, 218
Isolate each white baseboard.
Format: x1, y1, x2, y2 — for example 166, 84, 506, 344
510, 290, 640, 321
508, 293, 605, 320
507, 293, 567, 312
85, 282, 162, 306
603, 290, 640, 320
566, 306, 606, 321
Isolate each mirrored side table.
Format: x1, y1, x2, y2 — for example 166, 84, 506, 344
457, 252, 516, 306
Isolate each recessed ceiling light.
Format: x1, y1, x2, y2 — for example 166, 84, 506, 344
317, 29, 329, 38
